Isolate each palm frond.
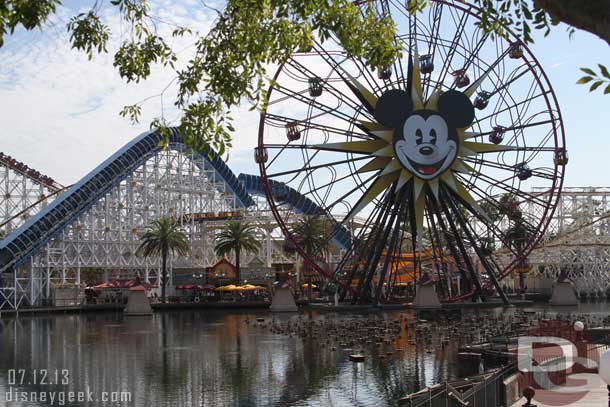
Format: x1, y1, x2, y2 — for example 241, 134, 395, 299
214, 220, 261, 258
289, 216, 331, 257
136, 217, 190, 258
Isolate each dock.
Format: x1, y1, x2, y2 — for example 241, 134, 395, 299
0, 301, 271, 317
309, 299, 533, 312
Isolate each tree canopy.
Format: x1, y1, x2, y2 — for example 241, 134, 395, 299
1, 0, 608, 154
289, 216, 331, 257
136, 217, 189, 301
214, 220, 261, 284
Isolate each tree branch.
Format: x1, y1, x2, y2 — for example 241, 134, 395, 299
535, 0, 610, 45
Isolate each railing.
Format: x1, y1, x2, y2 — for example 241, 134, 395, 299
399, 367, 513, 406
399, 340, 610, 406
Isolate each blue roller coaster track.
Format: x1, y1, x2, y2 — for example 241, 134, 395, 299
0, 129, 352, 275
0, 128, 254, 274
239, 174, 352, 250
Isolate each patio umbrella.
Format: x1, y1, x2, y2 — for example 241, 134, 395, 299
216, 284, 238, 292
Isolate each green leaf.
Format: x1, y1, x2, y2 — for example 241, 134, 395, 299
576, 76, 593, 84
590, 81, 604, 91
599, 64, 610, 79
580, 67, 596, 76
605, 84, 610, 95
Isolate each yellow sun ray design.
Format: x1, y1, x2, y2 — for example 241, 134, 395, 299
344, 171, 400, 221
428, 178, 440, 199
315, 55, 510, 235
358, 120, 387, 131
396, 170, 413, 191
459, 141, 515, 157
357, 157, 392, 174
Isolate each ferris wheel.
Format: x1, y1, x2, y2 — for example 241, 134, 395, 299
256, 0, 566, 304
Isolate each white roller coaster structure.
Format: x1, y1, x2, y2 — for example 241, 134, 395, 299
0, 130, 303, 309
527, 187, 610, 298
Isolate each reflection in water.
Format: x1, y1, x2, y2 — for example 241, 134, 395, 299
0, 302, 608, 406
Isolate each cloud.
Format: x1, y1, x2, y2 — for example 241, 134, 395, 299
2, 0, 610, 191
0, 0, 260, 184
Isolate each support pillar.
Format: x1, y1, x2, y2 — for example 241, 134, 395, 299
29, 257, 35, 306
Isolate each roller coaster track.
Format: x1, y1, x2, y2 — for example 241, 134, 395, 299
0, 152, 63, 191
0, 185, 72, 231
532, 210, 610, 250
0, 128, 255, 274
238, 173, 352, 250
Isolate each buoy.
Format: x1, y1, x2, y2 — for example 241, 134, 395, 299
349, 354, 365, 362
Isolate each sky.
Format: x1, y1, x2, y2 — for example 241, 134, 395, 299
0, 0, 609, 189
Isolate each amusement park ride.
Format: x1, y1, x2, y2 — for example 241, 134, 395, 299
5, 0, 609, 310
256, 0, 565, 304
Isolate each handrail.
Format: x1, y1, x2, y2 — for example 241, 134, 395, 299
447, 390, 469, 406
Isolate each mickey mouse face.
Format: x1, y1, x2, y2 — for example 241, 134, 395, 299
374, 89, 475, 180
395, 110, 457, 180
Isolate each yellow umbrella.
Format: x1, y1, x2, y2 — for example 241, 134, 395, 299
216, 284, 238, 291
240, 284, 258, 291
247, 284, 268, 291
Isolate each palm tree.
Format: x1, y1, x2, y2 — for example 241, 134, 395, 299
214, 221, 261, 284
290, 216, 330, 298
136, 217, 190, 303
289, 216, 330, 257
506, 215, 534, 292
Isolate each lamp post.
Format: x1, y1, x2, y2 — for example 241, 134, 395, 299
574, 320, 585, 337
599, 349, 610, 407
522, 386, 536, 407
573, 321, 586, 373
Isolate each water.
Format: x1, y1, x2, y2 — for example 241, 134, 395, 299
0, 303, 608, 407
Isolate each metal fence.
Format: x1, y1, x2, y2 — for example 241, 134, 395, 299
400, 342, 610, 406
399, 367, 515, 407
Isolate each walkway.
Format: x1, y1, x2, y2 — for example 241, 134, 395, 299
512, 373, 609, 406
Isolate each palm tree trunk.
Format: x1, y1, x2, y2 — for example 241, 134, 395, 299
235, 247, 241, 285
162, 248, 168, 303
